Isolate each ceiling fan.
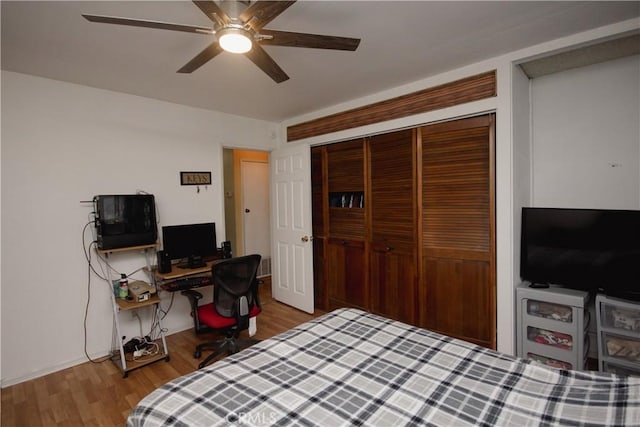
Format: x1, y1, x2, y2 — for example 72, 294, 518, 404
82, 0, 361, 83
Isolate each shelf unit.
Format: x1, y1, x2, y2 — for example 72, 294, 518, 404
97, 244, 169, 377
516, 283, 590, 370
596, 293, 640, 375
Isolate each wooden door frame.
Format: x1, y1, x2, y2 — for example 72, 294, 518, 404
240, 158, 270, 257
230, 149, 269, 256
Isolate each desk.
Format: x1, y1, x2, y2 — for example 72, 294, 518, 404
147, 258, 224, 291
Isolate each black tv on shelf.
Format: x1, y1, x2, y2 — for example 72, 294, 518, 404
520, 207, 640, 301
94, 194, 158, 250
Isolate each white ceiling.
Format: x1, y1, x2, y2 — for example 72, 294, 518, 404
2, 1, 639, 122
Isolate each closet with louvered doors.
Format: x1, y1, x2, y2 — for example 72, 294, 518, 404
311, 115, 496, 349
419, 114, 496, 349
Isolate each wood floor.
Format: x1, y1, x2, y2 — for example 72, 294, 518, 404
1, 278, 325, 426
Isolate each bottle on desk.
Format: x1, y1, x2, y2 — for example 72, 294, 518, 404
119, 274, 129, 299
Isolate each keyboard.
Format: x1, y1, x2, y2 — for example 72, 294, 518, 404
161, 276, 213, 292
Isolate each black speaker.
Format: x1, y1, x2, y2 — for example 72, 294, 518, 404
221, 241, 232, 259
157, 250, 172, 273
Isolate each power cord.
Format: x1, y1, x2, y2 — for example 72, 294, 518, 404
133, 342, 159, 359
82, 211, 164, 364
124, 336, 159, 360
82, 220, 110, 364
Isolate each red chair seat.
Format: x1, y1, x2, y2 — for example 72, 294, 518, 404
196, 303, 261, 329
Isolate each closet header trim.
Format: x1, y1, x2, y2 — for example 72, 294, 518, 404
287, 70, 497, 142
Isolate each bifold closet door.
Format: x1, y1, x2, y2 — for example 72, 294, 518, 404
311, 147, 328, 310
420, 114, 496, 349
368, 129, 418, 324
325, 140, 367, 311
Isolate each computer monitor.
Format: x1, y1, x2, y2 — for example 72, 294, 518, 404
162, 222, 217, 268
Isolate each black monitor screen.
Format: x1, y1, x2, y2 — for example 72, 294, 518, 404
162, 222, 217, 262
520, 207, 640, 292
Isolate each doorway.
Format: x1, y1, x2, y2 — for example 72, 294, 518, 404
222, 148, 271, 277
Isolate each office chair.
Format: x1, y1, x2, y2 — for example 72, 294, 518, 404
181, 254, 262, 369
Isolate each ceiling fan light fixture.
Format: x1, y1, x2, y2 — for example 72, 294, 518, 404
218, 26, 252, 54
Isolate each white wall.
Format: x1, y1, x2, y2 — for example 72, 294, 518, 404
529, 54, 639, 359
531, 55, 640, 209
0, 71, 276, 386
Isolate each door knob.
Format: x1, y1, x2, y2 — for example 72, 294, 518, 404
301, 235, 313, 242
245, 208, 250, 213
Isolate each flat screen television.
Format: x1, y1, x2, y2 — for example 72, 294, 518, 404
94, 194, 157, 250
162, 222, 217, 268
520, 207, 640, 300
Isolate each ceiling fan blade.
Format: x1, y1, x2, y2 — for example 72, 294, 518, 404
82, 14, 212, 34
260, 29, 360, 51
240, 1, 296, 31
244, 44, 289, 83
177, 42, 224, 73
192, 0, 232, 25
260, 30, 360, 51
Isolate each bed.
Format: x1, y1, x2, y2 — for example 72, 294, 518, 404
127, 308, 640, 426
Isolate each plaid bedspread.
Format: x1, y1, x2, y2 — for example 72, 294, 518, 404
127, 308, 640, 426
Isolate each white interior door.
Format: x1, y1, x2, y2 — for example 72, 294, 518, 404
241, 160, 270, 257
270, 143, 314, 313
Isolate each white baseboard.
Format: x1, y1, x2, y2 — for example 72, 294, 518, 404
1, 350, 110, 388
1, 323, 203, 388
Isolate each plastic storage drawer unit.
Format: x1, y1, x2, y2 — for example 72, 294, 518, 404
596, 293, 640, 374
517, 283, 590, 370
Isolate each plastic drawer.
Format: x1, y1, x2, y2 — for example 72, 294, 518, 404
602, 333, 640, 364
527, 353, 573, 370
522, 302, 580, 335
523, 339, 576, 365
600, 302, 640, 333
527, 300, 572, 323
527, 326, 573, 350
603, 362, 640, 377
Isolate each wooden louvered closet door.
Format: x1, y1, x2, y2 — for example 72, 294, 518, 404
325, 140, 367, 311
420, 114, 496, 349
368, 130, 418, 324
311, 147, 327, 309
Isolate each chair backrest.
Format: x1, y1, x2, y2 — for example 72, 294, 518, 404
212, 254, 262, 323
